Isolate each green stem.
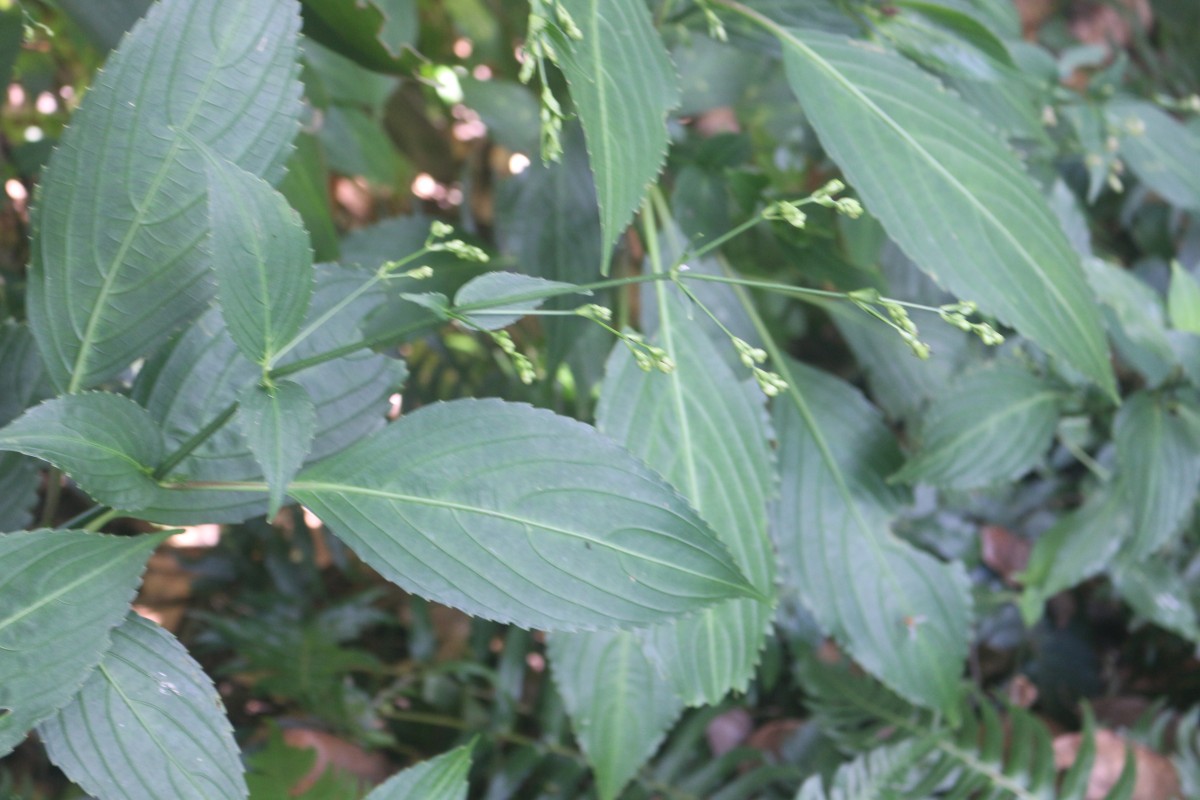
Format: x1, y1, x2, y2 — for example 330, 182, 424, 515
39, 468, 63, 528
153, 402, 239, 480
82, 509, 120, 532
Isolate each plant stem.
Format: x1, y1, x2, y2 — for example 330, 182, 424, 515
39, 468, 63, 527
82, 509, 120, 532
152, 402, 239, 480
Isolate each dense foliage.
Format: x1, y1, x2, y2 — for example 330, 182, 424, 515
1, 0, 1199, 798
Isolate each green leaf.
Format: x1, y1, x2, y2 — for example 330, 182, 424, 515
27, 0, 303, 392
772, 361, 971, 715
0, 393, 164, 511
0, 6, 21, 104
775, 27, 1114, 397
461, 78, 540, 155
364, 743, 473, 800
1107, 98, 1200, 212
0, 529, 168, 756
453, 272, 586, 330
54, 0, 151, 53
300, 0, 416, 74
279, 133, 340, 262
1084, 257, 1176, 386
245, 725, 360, 799
135, 266, 405, 524
0, 453, 39, 532
238, 381, 317, 518
0, 321, 52, 428
1169, 262, 1200, 334
893, 362, 1062, 489
1110, 560, 1200, 643
553, 0, 680, 272
598, 293, 776, 703
206, 157, 314, 366
290, 398, 758, 631
39, 613, 246, 800
547, 630, 683, 800
1113, 391, 1200, 558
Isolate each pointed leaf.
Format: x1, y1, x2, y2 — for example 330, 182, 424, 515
290, 398, 758, 631
773, 361, 970, 714
135, 266, 405, 524
0, 393, 164, 511
0, 530, 168, 756
598, 292, 776, 704
776, 26, 1114, 396
553, 0, 680, 270
1113, 391, 1200, 558
39, 613, 246, 800
893, 362, 1062, 489
207, 158, 314, 366
453, 271, 586, 331
547, 630, 683, 800
365, 743, 471, 800
238, 380, 317, 518
1169, 262, 1200, 334
300, 0, 417, 74
28, 0, 303, 391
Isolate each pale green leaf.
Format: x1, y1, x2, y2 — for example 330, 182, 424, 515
290, 398, 758, 631
1110, 560, 1200, 643
0, 530, 168, 756
1113, 391, 1200, 558
554, 0, 680, 271
364, 743, 472, 800
39, 613, 246, 800
134, 266, 405, 524
1107, 97, 1200, 212
453, 272, 586, 330
0, 393, 164, 511
776, 27, 1114, 397
238, 380, 317, 518
893, 362, 1062, 489
1084, 257, 1176, 386
773, 361, 971, 714
27, 0, 303, 391
206, 158, 314, 366
598, 292, 776, 704
547, 630, 683, 800
1169, 262, 1200, 334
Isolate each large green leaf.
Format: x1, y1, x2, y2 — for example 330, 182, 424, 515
0, 453, 39, 532
553, 0, 680, 271
364, 743, 472, 800
1113, 391, 1200, 558
772, 361, 971, 714
206, 158, 314, 367
0, 530, 167, 756
289, 398, 758, 631
547, 629, 683, 800
0, 393, 165, 511
28, 0, 303, 392
134, 265, 405, 524
599, 293, 776, 703
39, 613, 246, 800
1107, 97, 1200, 212
300, 0, 416, 74
0, 321, 52, 428
775, 26, 1114, 397
279, 133, 340, 262
1084, 257, 1176, 386
893, 362, 1062, 489
238, 380, 317, 518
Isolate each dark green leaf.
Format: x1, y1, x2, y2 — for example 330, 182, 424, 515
460, 78, 540, 155
0, 321, 52, 428
28, 0, 303, 391
0, 393, 164, 511
300, 0, 416, 74
0, 530, 168, 756
55, 0, 152, 53
547, 630, 683, 800
772, 361, 971, 714
454, 272, 586, 330
1110, 560, 1200, 643
279, 133, 340, 263
291, 398, 759, 631
1113, 391, 1200, 558
0, 5, 21, 91
0, 453, 39, 532
207, 157, 314, 367
553, 0, 680, 271
39, 613, 246, 800
893, 362, 1062, 489
777, 27, 1114, 397
238, 381, 317, 518
364, 743, 473, 800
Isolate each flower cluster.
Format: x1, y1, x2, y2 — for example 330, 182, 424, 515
938, 300, 1004, 346
518, 1, 580, 162
733, 337, 788, 397
489, 330, 537, 385
425, 221, 489, 263
848, 288, 931, 360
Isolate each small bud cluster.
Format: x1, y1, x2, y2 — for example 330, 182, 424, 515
848, 288, 931, 360
733, 337, 787, 397
425, 221, 490, 263
811, 179, 864, 218
701, 5, 728, 42
518, 1, 580, 162
489, 330, 537, 384
621, 332, 675, 374
574, 303, 613, 323
938, 300, 1004, 346
764, 200, 807, 229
